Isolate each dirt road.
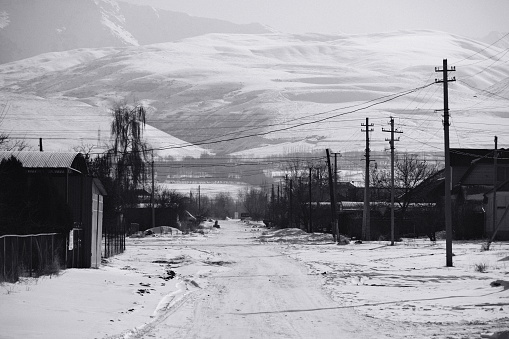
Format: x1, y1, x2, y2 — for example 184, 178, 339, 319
137, 220, 417, 339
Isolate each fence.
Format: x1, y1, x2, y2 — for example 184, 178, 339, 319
0, 233, 66, 283
102, 214, 125, 259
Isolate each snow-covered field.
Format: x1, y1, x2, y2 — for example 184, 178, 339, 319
1, 220, 508, 338
159, 181, 252, 199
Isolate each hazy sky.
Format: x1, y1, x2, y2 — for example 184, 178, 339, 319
122, 0, 509, 39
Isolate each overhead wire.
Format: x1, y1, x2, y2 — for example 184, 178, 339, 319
139, 82, 437, 153
455, 32, 509, 65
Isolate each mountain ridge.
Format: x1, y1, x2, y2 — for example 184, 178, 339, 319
0, 0, 271, 64
1, 30, 508, 157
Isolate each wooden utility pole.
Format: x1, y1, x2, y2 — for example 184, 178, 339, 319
493, 136, 498, 236
309, 167, 313, 233
326, 149, 337, 241
39, 138, 43, 152
151, 151, 155, 229
383, 117, 402, 246
289, 178, 293, 228
487, 136, 498, 250
361, 118, 374, 240
272, 183, 275, 226
332, 152, 341, 236
435, 59, 456, 267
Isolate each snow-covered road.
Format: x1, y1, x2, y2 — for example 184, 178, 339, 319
2, 219, 508, 338
143, 220, 386, 338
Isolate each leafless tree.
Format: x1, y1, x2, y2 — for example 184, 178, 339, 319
109, 101, 149, 208
0, 133, 31, 151
396, 154, 439, 212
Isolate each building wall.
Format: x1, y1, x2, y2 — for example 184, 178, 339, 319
462, 164, 493, 186
90, 183, 103, 268
485, 191, 509, 240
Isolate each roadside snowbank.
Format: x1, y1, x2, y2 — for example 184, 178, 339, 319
259, 228, 334, 243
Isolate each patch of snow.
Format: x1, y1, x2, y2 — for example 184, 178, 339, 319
150, 6, 160, 19
101, 12, 139, 46
97, 0, 139, 46
0, 11, 10, 29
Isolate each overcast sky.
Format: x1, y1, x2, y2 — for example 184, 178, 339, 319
122, 0, 509, 39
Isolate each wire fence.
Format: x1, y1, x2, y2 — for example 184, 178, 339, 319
0, 233, 66, 283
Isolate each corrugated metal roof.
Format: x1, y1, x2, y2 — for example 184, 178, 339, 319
0, 151, 85, 172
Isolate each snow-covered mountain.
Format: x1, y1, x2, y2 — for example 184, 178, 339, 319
479, 31, 509, 50
1, 30, 508, 157
0, 0, 270, 64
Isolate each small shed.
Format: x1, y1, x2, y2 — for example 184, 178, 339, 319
484, 180, 509, 240
0, 151, 106, 268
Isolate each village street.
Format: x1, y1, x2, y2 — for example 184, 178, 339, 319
133, 220, 391, 339
111, 220, 509, 339
2, 219, 509, 338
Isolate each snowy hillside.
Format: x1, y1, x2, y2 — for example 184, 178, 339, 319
0, 92, 208, 159
0, 0, 270, 64
1, 30, 508, 156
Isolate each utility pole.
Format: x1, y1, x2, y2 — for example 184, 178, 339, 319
361, 118, 374, 241
326, 149, 337, 241
489, 136, 498, 249
271, 184, 275, 226
289, 178, 293, 228
309, 167, 313, 233
39, 138, 43, 152
151, 151, 155, 229
383, 117, 402, 245
435, 59, 456, 267
332, 151, 341, 236
285, 175, 289, 228
198, 185, 201, 216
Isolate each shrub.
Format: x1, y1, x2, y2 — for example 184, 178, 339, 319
474, 262, 488, 273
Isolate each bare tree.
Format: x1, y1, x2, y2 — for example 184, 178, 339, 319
71, 142, 96, 157
396, 154, 439, 212
240, 188, 268, 220
0, 133, 31, 151
369, 154, 439, 210
110, 101, 149, 207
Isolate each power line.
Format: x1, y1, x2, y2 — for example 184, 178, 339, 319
455, 32, 509, 64
144, 82, 436, 153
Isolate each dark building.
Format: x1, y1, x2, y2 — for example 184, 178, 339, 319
0, 151, 106, 268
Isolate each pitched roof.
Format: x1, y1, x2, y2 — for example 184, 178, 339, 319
450, 148, 509, 166
399, 169, 445, 202
0, 151, 88, 174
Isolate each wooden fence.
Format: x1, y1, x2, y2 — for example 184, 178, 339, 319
0, 233, 66, 283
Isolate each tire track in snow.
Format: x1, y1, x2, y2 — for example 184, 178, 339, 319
105, 277, 200, 339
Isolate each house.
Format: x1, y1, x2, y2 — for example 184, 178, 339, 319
0, 151, 106, 268
451, 148, 509, 187
483, 180, 509, 240
403, 148, 509, 239
450, 148, 509, 238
